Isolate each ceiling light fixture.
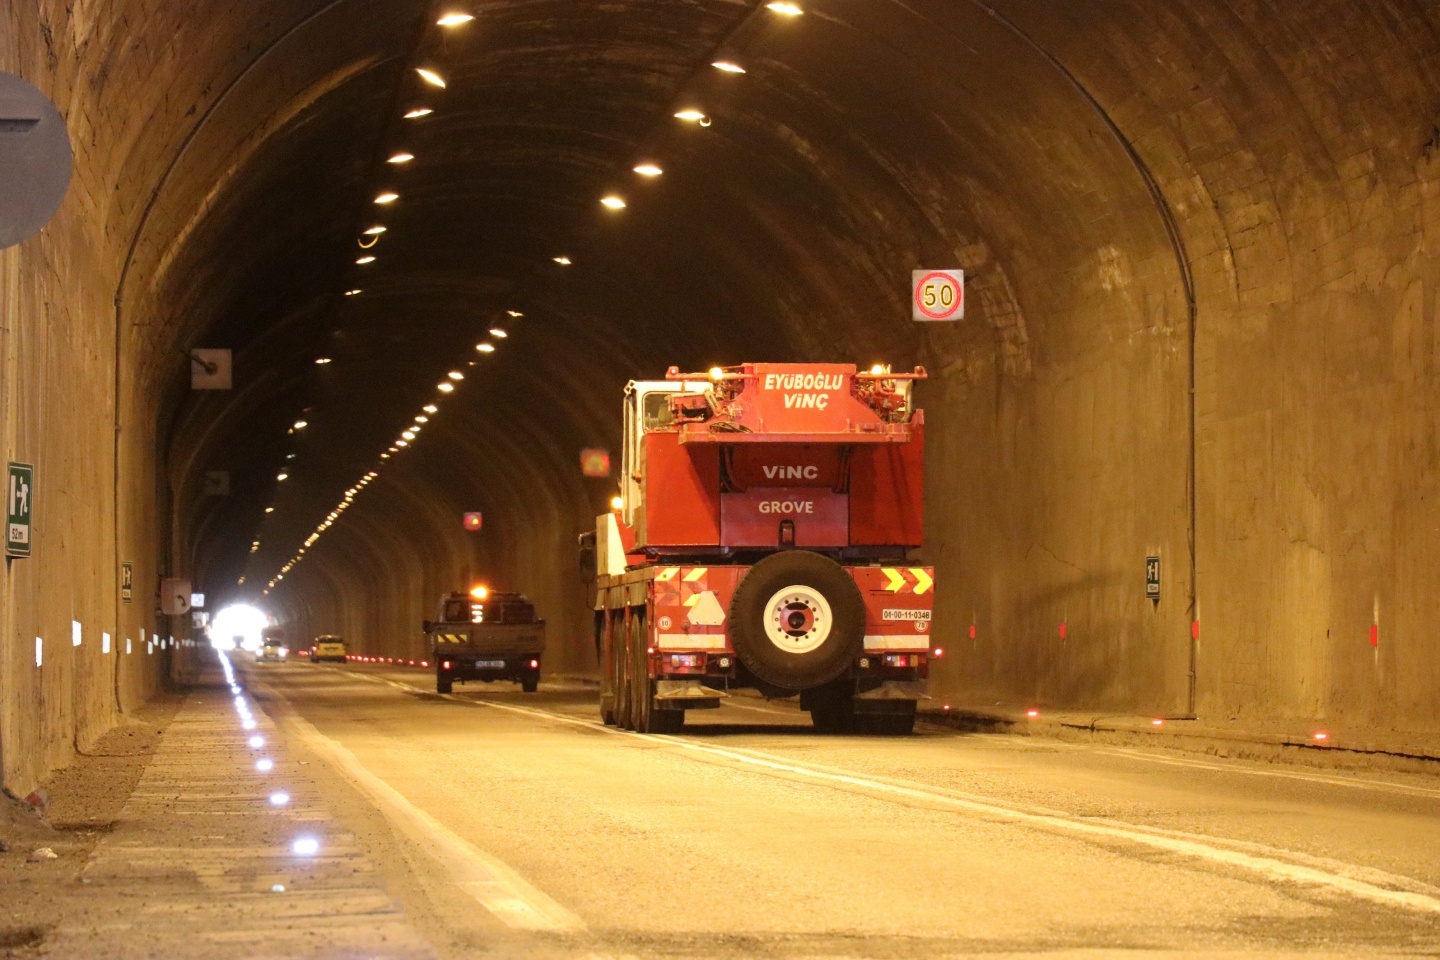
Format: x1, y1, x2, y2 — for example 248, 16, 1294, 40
438, 382, 455, 393
356, 256, 376, 264
553, 256, 572, 265
402, 431, 415, 440
674, 109, 708, 123
344, 289, 361, 296
488, 328, 507, 338
476, 343, 495, 353
436, 12, 474, 26
767, 1, 803, 14
375, 192, 399, 204
600, 195, 627, 210
634, 163, 663, 177
277, 473, 289, 482
423, 404, 438, 413
315, 357, 332, 364
363, 226, 387, 236
403, 107, 433, 119
712, 61, 746, 73
387, 152, 414, 164
293, 420, 308, 429
415, 68, 447, 88
447, 370, 464, 380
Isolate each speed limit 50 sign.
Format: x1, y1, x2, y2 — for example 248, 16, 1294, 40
912, 270, 965, 321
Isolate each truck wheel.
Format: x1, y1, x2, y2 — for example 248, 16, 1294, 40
648, 704, 684, 735
436, 670, 453, 695
521, 677, 539, 693
598, 613, 617, 724
630, 609, 652, 732
729, 551, 865, 691
616, 613, 634, 730
807, 682, 856, 734
858, 704, 917, 736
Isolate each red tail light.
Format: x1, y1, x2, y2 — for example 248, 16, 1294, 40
528, 659, 539, 669
442, 660, 452, 671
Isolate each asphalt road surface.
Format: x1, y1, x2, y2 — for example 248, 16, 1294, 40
243, 660, 1440, 960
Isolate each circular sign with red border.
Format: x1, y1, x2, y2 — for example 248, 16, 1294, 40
912, 270, 965, 321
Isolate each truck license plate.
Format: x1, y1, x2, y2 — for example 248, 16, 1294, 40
476, 659, 504, 669
882, 609, 932, 621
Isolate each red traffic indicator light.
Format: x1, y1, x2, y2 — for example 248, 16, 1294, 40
580, 448, 611, 478
462, 512, 483, 531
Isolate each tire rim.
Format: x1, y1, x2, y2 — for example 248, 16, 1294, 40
763, 585, 833, 655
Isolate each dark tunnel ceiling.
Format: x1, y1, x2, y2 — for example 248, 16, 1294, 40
166, 0, 1185, 600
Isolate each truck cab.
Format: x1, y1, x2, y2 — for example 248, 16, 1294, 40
424, 588, 546, 694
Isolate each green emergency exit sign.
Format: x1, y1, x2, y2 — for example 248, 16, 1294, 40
7, 462, 34, 558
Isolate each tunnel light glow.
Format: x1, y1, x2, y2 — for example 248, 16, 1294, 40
276, 473, 288, 481
356, 256, 376, 265
489, 328, 508, 338
424, 404, 438, 413
344, 289, 362, 297
1314, 731, 1329, 741
600, 195, 627, 210
402, 430, 415, 440
766, 1, 803, 14
1151, 718, 1164, 727
476, 342, 495, 353
249, 735, 265, 748
506, 310, 523, 318
403, 107, 433, 119
374, 192, 399, 204
415, 68, 447, 88
712, 61, 746, 73
387, 152, 414, 164
448, 370, 464, 380
315, 358, 332, 366
437, 12, 474, 26
363, 226, 387, 235
293, 420, 308, 430
211, 605, 269, 651
292, 837, 320, 856
674, 109, 708, 123
633, 163, 663, 177
553, 256, 572, 266
265, 507, 274, 513
395, 440, 409, 448
437, 382, 455, 393
1026, 708, 1040, 718
414, 416, 429, 424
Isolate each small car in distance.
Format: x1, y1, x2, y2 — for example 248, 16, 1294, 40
257, 640, 287, 662
312, 636, 348, 663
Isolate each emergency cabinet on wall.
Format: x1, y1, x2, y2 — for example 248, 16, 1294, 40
590, 362, 936, 735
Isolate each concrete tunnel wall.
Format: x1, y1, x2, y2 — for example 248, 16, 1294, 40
1, 0, 1438, 793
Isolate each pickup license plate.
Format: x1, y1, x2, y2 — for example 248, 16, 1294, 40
475, 659, 505, 669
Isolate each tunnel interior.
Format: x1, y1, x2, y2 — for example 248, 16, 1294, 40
2, 1, 1439, 791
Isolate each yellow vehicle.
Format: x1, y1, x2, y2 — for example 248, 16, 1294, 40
312, 636, 348, 663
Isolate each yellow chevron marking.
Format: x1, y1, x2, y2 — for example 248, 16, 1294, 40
655, 567, 679, 582
909, 568, 934, 595
882, 568, 907, 593
683, 594, 701, 608
683, 567, 708, 582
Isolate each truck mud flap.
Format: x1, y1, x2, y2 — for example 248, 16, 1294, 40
853, 680, 928, 708
654, 680, 724, 710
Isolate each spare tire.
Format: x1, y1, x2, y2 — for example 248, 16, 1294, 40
729, 551, 864, 690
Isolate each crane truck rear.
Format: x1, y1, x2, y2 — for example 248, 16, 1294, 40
592, 362, 936, 734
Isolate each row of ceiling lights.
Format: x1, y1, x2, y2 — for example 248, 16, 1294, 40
256, 9, 513, 596
256, 2, 805, 596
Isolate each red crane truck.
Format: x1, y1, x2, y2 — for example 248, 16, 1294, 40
593, 362, 936, 735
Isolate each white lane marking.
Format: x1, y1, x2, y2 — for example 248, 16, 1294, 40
266, 687, 585, 933
1093, 747, 1440, 799
342, 669, 1440, 916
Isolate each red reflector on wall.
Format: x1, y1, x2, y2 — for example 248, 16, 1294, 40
1191, 620, 1200, 640
1369, 624, 1378, 647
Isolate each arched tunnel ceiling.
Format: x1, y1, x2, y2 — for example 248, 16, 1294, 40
147, 0, 1432, 617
